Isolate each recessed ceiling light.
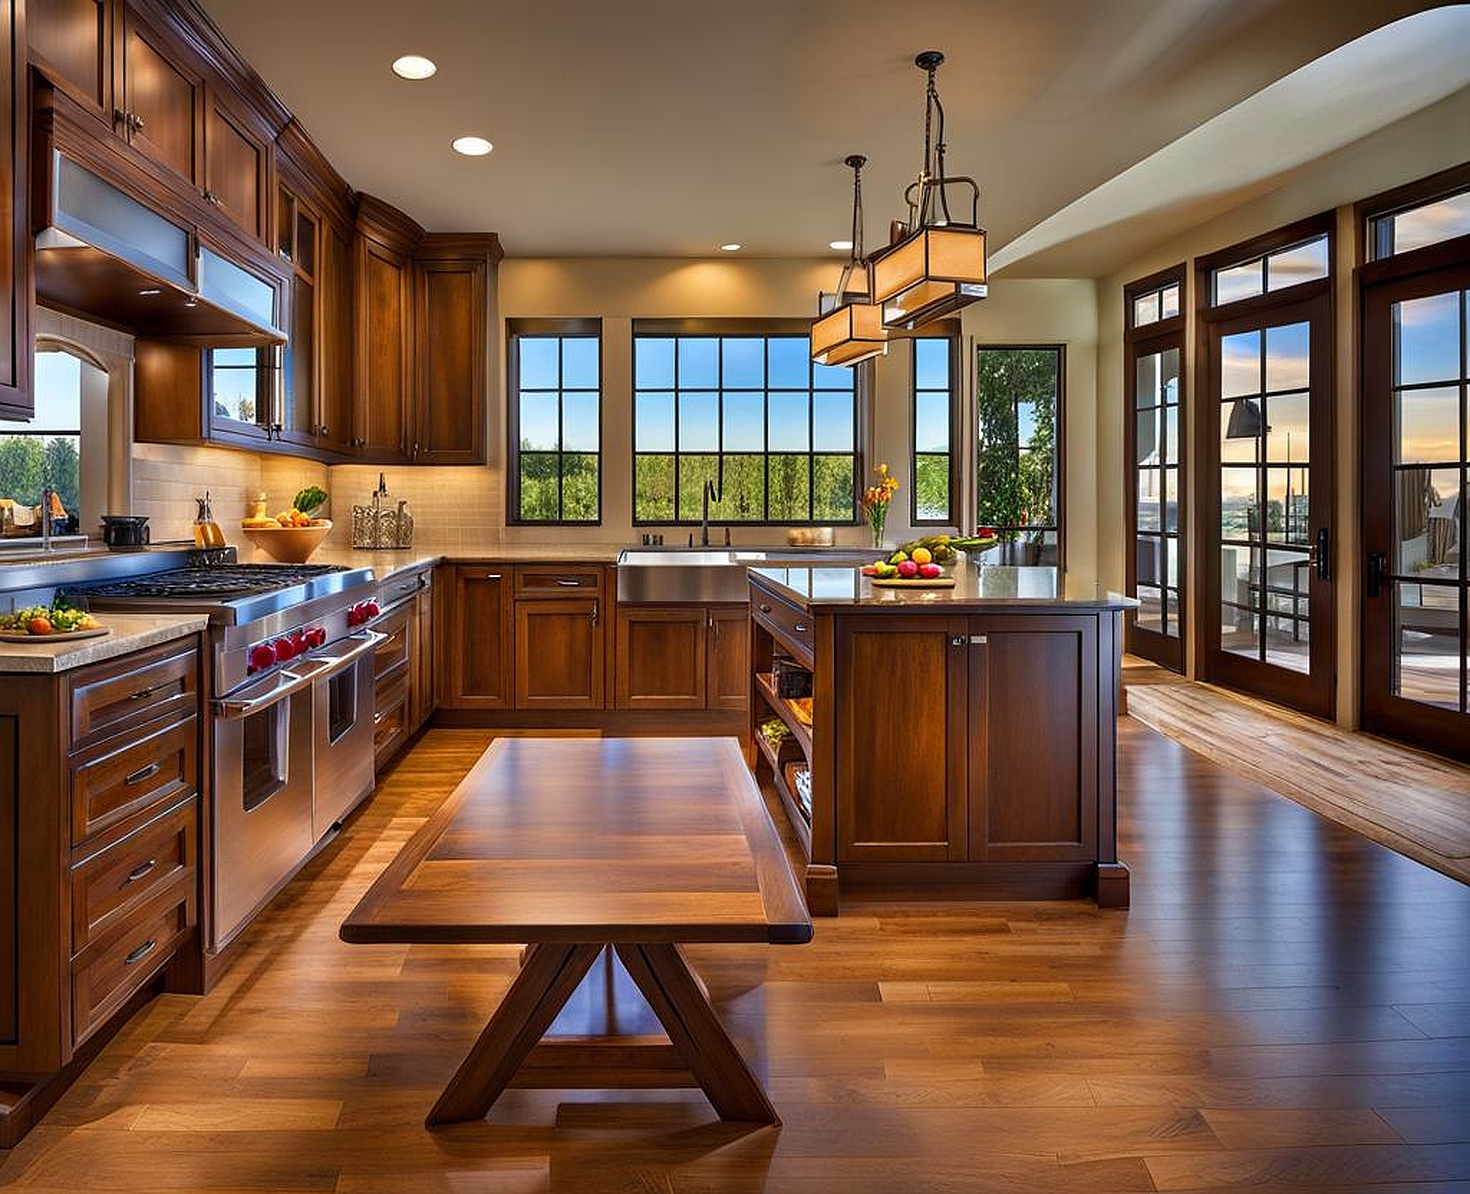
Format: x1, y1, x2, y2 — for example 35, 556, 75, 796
392, 55, 437, 80
452, 136, 493, 157
719, 243, 742, 252
829, 240, 853, 251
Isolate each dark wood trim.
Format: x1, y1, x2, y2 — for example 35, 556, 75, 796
909, 329, 961, 527
973, 343, 1067, 573
1354, 160, 1470, 267
355, 192, 423, 252
505, 319, 605, 527
0, 0, 31, 419
1123, 262, 1186, 341
1196, 210, 1336, 282
631, 317, 812, 336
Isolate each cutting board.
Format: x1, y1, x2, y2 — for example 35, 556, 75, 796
870, 577, 957, 589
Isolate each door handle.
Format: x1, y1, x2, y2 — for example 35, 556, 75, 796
590, 600, 599, 628
1314, 527, 1332, 581
124, 761, 161, 786
1366, 551, 1387, 599
554, 577, 581, 587
123, 859, 158, 886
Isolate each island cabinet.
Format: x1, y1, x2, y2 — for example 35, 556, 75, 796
748, 566, 1130, 916
0, 633, 203, 1147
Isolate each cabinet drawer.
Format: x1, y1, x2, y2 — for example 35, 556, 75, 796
72, 798, 195, 955
373, 602, 412, 683
514, 566, 603, 597
373, 672, 411, 766
69, 640, 199, 749
752, 592, 815, 666
72, 879, 193, 1048
71, 715, 197, 846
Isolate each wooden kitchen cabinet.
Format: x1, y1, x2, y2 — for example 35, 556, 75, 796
0, 0, 30, 419
706, 606, 750, 711
28, 0, 112, 119
354, 196, 419, 461
203, 86, 271, 246
834, 615, 970, 864
615, 607, 706, 710
613, 604, 748, 711
514, 598, 605, 709
114, 2, 202, 187
0, 635, 202, 1147
441, 565, 515, 710
412, 238, 495, 464
317, 218, 355, 454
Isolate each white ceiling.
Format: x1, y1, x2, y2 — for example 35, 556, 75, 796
197, 0, 1445, 263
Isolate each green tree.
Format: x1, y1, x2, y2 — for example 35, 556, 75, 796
977, 349, 1057, 539
44, 436, 81, 516
0, 435, 45, 506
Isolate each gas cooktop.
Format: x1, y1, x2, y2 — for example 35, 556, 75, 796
76, 563, 350, 600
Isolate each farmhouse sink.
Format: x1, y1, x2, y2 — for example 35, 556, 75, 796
616, 545, 875, 604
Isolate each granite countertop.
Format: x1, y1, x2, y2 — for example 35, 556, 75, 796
750, 562, 1138, 611
0, 612, 208, 673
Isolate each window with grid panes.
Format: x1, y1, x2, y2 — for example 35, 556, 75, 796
912, 337, 954, 524
509, 323, 601, 524
632, 330, 858, 524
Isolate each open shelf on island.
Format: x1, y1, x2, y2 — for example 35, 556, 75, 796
754, 729, 812, 857
755, 672, 813, 756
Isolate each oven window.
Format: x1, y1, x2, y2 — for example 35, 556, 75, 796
241, 705, 286, 812
327, 669, 356, 744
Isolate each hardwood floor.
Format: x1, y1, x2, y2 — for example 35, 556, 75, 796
2, 722, 1468, 1192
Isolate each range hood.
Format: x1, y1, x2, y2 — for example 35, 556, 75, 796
34, 152, 286, 344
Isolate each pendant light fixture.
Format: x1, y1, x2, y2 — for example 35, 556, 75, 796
870, 51, 987, 330
810, 155, 888, 368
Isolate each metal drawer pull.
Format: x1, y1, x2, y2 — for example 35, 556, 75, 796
970, 635, 987, 645
793, 622, 810, 634
124, 939, 157, 966
554, 577, 581, 586
373, 710, 385, 725
758, 604, 772, 613
483, 573, 502, 581
123, 859, 158, 886
129, 686, 157, 701
951, 636, 965, 646
124, 762, 161, 786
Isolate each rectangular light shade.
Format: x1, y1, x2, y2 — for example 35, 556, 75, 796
810, 295, 888, 367
871, 226, 987, 330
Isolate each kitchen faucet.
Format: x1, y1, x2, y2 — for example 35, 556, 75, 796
700, 478, 718, 547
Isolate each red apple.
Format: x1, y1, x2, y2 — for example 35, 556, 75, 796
897, 560, 919, 579
919, 562, 942, 579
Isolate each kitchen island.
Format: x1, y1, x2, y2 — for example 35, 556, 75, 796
748, 563, 1133, 914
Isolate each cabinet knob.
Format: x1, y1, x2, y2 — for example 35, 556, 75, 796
950, 636, 966, 646
758, 604, 771, 614
113, 106, 129, 128
203, 189, 221, 207
319, 423, 328, 436
130, 112, 146, 133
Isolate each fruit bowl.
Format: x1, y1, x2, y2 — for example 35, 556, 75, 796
240, 520, 332, 563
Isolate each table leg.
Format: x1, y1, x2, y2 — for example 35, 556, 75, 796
615, 942, 779, 1126
426, 942, 602, 1127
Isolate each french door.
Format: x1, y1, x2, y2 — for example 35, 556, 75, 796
1362, 262, 1470, 760
1203, 289, 1336, 716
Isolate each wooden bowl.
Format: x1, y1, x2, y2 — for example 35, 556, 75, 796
240, 520, 332, 563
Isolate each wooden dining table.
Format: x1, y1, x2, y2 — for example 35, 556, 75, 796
340, 736, 812, 1127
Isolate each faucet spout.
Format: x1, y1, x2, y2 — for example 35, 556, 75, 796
700, 479, 718, 547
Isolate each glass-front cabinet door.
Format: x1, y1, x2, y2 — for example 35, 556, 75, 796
1362, 264, 1469, 759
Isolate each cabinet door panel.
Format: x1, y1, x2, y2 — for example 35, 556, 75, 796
515, 599, 604, 710
969, 616, 1098, 862
317, 220, 355, 452
415, 257, 486, 464
29, 0, 111, 116
1, 0, 29, 417
706, 606, 749, 710
615, 608, 705, 710
205, 96, 268, 244
835, 616, 968, 862
357, 241, 410, 459
119, 8, 200, 185
446, 567, 513, 709
413, 586, 434, 729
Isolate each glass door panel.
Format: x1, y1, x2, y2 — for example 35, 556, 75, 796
1363, 264, 1468, 757
1127, 339, 1183, 667
1206, 295, 1334, 715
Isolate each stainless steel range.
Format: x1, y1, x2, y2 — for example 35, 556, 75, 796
67, 552, 385, 952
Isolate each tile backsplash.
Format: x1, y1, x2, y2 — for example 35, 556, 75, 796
324, 465, 503, 549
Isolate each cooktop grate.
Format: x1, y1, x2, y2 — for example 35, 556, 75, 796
73, 563, 349, 600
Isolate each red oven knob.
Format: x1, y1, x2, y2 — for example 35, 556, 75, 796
361, 600, 380, 621
345, 605, 360, 627
248, 642, 277, 673
273, 636, 297, 662
306, 626, 327, 649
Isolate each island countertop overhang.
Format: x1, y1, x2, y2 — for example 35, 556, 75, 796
749, 563, 1138, 613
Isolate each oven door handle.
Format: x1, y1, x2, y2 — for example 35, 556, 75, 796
213, 667, 316, 720
300, 629, 386, 680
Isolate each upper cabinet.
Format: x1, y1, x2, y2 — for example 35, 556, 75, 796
413, 237, 497, 465
114, 3, 201, 187
203, 88, 270, 244
1, 0, 31, 419
28, 0, 112, 120
354, 196, 419, 461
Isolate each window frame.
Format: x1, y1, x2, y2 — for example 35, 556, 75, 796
0, 350, 83, 513
629, 317, 866, 527
506, 317, 604, 527
1357, 162, 1470, 279
1123, 263, 1187, 673
974, 342, 1066, 568
910, 322, 961, 527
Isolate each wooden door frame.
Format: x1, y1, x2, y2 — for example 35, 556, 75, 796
1358, 254, 1470, 760
1123, 263, 1187, 672
1195, 213, 1338, 717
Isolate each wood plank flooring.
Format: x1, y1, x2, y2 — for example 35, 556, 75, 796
2, 722, 1468, 1192
1127, 681, 1470, 883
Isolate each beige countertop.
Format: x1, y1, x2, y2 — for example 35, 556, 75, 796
750, 562, 1138, 612
0, 612, 208, 674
